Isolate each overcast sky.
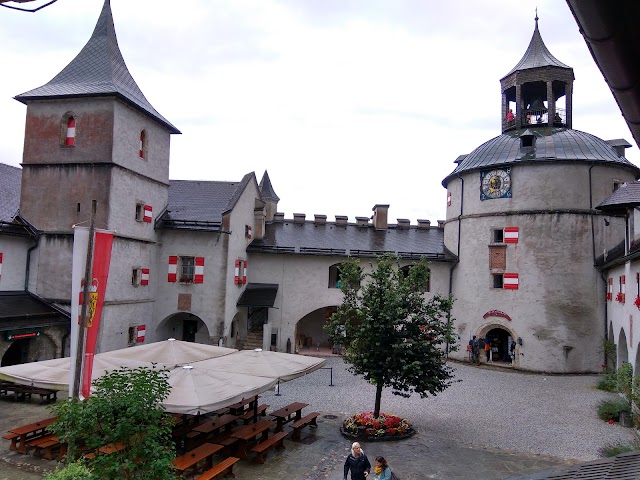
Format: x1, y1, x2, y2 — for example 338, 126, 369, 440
0, 0, 637, 223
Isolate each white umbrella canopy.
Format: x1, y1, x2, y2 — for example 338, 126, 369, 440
192, 349, 326, 381
100, 338, 237, 368
163, 364, 277, 415
0, 355, 157, 391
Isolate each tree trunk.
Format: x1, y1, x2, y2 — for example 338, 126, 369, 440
374, 383, 383, 417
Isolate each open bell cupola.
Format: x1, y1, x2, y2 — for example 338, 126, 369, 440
500, 14, 575, 133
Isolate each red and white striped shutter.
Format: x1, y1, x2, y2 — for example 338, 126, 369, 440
143, 205, 152, 223
168, 256, 178, 282
234, 259, 240, 285
194, 257, 204, 284
246, 225, 252, 239
140, 268, 149, 286
136, 325, 146, 343
504, 227, 519, 244
242, 260, 248, 284
622, 275, 626, 302
0, 252, 3, 285
139, 131, 144, 158
503, 273, 519, 290
447, 191, 452, 207
608, 278, 613, 300
65, 117, 76, 146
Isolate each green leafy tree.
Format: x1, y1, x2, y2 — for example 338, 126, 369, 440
44, 461, 94, 480
48, 367, 175, 480
325, 255, 457, 417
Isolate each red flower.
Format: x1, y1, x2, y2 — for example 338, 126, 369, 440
608, 419, 615, 425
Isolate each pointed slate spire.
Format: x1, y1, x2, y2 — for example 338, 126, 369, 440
501, 15, 571, 79
259, 171, 280, 202
15, 0, 179, 134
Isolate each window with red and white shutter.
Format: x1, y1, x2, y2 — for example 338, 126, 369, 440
141, 268, 149, 286
143, 205, 152, 223
194, 257, 204, 284
168, 256, 178, 282
504, 227, 519, 244
503, 273, 519, 290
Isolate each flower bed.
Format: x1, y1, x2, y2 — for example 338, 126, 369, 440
340, 412, 414, 441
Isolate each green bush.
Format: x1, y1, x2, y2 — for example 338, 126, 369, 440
596, 373, 619, 392
44, 461, 93, 480
597, 398, 630, 421
599, 442, 639, 457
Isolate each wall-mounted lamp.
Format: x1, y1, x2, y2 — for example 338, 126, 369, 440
604, 218, 610, 226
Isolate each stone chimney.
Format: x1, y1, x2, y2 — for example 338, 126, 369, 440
335, 215, 348, 226
397, 218, 410, 228
293, 213, 306, 223
372, 204, 389, 229
253, 202, 266, 240
417, 219, 431, 229
356, 216, 369, 227
273, 212, 284, 222
314, 214, 327, 225
437, 220, 445, 229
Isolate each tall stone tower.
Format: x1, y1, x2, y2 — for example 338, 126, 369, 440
14, 0, 179, 352
442, 17, 640, 373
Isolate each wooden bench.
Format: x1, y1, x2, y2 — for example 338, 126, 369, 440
0, 383, 57, 404
195, 456, 240, 480
2, 432, 19, 451
239, 404, 269, 424
250, 431, 287, 464
290, 412, 319, 441
34, 437, 64, 460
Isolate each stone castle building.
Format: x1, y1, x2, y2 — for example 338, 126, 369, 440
0, 5, 637, 374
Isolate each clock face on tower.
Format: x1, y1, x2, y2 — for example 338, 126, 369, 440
480, 168, 511, 200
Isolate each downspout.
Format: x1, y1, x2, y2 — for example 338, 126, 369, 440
24, 232, 40, 291
446, 174, 463, 356
589, 164, 609, 363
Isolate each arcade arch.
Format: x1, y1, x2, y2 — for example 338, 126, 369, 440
156, 312, 210, 344
618, 328, 630, 366
295, 306, 338, 353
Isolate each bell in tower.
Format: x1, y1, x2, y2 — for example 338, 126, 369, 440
500, 14, 574, 132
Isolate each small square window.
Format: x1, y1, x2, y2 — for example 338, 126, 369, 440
180, 256, 195, 283
128, 326, 137, 346
492, 274, 504, 289
493, 229, 504, 243
135, 203, 144, 222
132, 268, 141, 286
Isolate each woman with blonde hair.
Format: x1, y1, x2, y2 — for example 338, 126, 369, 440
343, 442, 371, 480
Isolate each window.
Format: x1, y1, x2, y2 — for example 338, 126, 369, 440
521, 135, 534, 148
492, 229, 504, 243
180, 256, 195, 283
128, 326, 137, 346
400, 265, 430, 292
135, 203, 144, 222
613, 179, 622, 192
60, 113, 76, 147
139, 130, 147, 159
492, 274, 504, 289
131, 267, 141, 286
328, 263, 343, 288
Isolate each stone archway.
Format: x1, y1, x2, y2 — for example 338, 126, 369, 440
618, 328, 630, 366
156, 313, 211, 344
477, 323, 518, 365
295, 306, 337, 354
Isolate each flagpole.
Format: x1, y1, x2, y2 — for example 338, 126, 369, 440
72, 200, 96, 401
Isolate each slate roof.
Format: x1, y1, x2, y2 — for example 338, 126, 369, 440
0, 291, 69, 331
501, 17, 571, 79
14, 0, 179, 134
0, 163, 21, 222
597, 181, 640, 211
158, 173, 256, 231
259, 171, 280, 202
442, 128, 640, 187
248, 221, 453, 260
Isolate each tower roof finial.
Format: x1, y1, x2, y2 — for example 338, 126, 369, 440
535, 7, 539, 28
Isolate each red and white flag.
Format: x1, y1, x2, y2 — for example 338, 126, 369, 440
69, 226, 114, 399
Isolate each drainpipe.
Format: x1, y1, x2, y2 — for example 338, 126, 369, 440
446, 174, 464, 356
589, 164, 609, 366
24, 232, 40, 291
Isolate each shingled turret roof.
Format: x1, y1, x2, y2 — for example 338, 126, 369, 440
259, 171, 280, 202
501, 16, 571, 79
14, 0, 179, 134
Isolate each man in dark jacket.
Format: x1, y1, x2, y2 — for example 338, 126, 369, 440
344, 442, 371, 480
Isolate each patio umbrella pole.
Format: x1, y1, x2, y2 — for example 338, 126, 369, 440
275, 379, 281, 396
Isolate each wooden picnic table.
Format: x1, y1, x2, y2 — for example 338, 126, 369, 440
9, 416, 58, 454
172, 442, 223, 476
270, 402, 308, 432
230, 418, 275, 458
192, 414, 238, 436
228, 395, 259, 415
83, 441, 126, 459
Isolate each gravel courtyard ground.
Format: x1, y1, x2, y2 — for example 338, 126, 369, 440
0, 357, 638, 479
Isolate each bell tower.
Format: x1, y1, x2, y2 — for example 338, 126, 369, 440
500, 14, 574, 132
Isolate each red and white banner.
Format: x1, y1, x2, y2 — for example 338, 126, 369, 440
141, 268, 149, 286
137, 325, 146, 343
503, 273, 519, 290
504, 227, 519, 244
69, 227, 114, 399
143, 205, 152, 223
